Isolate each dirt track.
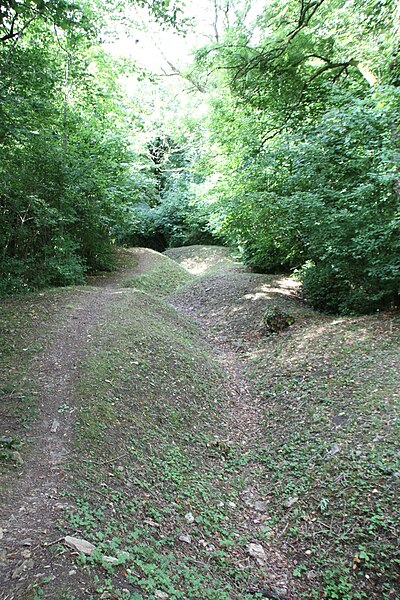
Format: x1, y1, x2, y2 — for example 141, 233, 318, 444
0, 249, 160, 598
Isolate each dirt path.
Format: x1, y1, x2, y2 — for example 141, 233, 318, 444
168, 262, 301, 451
0, 250, 154, 599
0, 290, 114, 596
169, 268, 303, 598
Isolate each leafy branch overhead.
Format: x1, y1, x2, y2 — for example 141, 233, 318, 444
0, 0, 95, 43
196, 0, 390, 117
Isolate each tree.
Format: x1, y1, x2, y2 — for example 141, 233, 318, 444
0, 2, 158, 294
189, 0, 400, 313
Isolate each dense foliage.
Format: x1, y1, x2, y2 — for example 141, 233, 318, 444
0, 0, 180, 295
113, 130, 219, 250
183, 0, 400, 314
195, 86, 399, 314
1, 0, 399, 313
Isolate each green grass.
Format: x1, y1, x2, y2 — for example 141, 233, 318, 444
121, 250, 195, 297
124, 265, 194, 297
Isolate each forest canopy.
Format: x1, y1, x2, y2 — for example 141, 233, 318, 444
0, 0, 399, 314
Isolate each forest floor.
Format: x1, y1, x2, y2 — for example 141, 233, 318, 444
0, 246, 398, 600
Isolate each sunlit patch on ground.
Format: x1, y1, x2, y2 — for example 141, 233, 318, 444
165, 245, 244, 275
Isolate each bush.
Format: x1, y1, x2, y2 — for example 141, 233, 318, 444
155, 176, 218, 248
301, 262, 399, 315
43, 236, 86, 286
206, 87, 400, 315
263, 305, 295, 332
113, 203, 167, 251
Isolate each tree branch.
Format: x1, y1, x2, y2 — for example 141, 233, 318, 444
212, 0, 219, 43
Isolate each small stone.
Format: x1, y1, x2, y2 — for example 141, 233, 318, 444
327, 443, 340, 456
102, 555, 119, 565
332, 412, 349, 427
102, 550, 129, 564
227, 501, 236, 508
271, 586, 289, 598
178, 533, 192, 544
241, 488, 257, 506
68, 569, 76, 576
155, 591, 169, 599
100, 593, 112, 599
21, 539, 32, 547
50, 420, 60, 433
12, 451, 24, 465
21, 550, 31, 559
185, 512, 195, 524
143, 519, 161, 528
64, 536, 95, 556
247, 542, 266, 564
254, 501, 266, 512
206, 544, 216, 553
0, 550, 7, 566
0, 528, 3, 540
284, 496, 298, 509
12, 559, 34, 579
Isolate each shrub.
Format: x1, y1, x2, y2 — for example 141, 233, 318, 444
263, 305, 295, 333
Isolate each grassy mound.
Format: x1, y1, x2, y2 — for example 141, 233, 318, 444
168, 253, 400, 599
61, 289, 261, 600
164, 245, 245, 275
123, 265, 193, 296
244, 313, 400, 599
123, 248, 194, 296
